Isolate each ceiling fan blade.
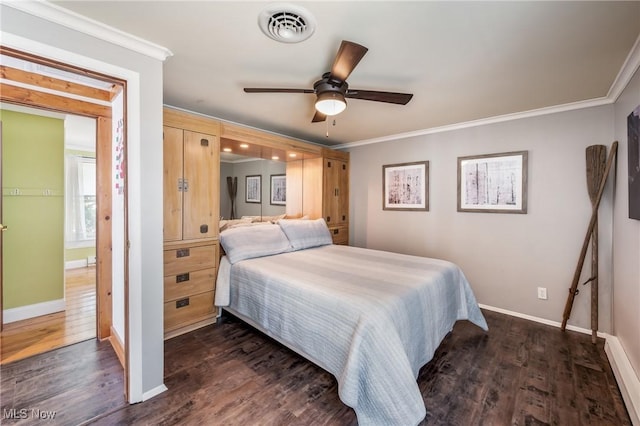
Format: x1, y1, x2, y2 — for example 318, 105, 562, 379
329, 40, 368, 82
244, 88, 314, 94
346, 89, 413, 105
311, 110, 327, 123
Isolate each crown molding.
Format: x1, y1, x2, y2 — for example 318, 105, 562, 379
608, 33, 640, 101
337, 32, 640, 151
3, 0, 173, 61
336, 97, 612, 149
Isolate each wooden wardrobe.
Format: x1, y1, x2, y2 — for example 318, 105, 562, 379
162, 108, 220, 339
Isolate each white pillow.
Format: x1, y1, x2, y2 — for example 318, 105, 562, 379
220, 224, 292, 264
277, 218, 333, 251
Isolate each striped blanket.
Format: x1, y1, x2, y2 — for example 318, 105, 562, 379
216, 244, 487, 425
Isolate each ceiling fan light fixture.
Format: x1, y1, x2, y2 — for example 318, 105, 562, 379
315, 91, 346, 116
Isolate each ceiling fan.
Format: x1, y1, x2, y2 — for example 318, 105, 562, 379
244, 40, 413, 123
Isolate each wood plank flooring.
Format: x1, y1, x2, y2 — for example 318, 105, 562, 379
1, 266, 96, 364
0, 338, 125, 425
0, 309, 631, 425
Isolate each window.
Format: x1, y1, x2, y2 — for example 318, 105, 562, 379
65, 154, 96, 246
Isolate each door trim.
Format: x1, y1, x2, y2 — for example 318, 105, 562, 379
0, 46, 128, 400
0, 27, 154, 403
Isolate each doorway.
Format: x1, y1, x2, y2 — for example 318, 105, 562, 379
0, 106, 99, 363
0, 47, 127, 380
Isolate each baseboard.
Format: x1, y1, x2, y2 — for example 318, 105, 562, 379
3, 299, 65, 323
605, 336, 640, 425
109, 326, 126, 369
65, 259, 87, 269
478, 304, 606, 337
479, 304, 639, 425
142, 384, 168, 402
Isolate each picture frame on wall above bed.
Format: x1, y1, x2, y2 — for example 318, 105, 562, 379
270, 174, 286, 206
628, 105, 640, 220
382, 161, 429, 211
245, 175, 261, 204
457, 151, 528, 214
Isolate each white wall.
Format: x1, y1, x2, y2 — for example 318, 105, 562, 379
348, 106, 616, 332
613, 67, 640, 382
0, 3, 167, 401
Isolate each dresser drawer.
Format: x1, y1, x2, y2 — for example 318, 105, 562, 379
328, 225, 349, 245
164, 291, 215, 331
164, 244, 216, 276
164, 268, 216, 302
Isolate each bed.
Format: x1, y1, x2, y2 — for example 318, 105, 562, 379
215, 219, 488, 426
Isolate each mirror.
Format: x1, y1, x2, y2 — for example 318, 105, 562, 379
219, 137, 311, 225
219, 155, 286, 220
218, 129, 325, 232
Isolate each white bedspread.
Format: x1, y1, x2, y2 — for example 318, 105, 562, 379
215, 244, 488, 425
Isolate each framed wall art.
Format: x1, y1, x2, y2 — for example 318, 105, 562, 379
245, 175, 261, 204
270, 174, 286, 205
458, 151, 528, 213
628, 105, 640, 220
382, 161, 429, 211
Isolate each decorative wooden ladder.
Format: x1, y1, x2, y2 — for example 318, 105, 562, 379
561, 141, 618, 343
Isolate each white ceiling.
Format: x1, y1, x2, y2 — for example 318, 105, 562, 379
52, 1, 640, 147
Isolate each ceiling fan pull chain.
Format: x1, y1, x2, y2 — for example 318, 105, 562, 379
326, 118, 329, 138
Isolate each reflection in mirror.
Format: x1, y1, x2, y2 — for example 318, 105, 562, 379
219, 138, 314, 232
220, 152, 287, 224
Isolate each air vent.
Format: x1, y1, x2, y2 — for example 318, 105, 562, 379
258, 4, 316, 43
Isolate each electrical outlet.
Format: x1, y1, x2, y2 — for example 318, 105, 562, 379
537, 287, 548, 300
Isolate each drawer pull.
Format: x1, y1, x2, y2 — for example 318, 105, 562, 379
200, 138, 209, 146
176, 248, 190, 258
176, 298, 190, 309
176, 273, 190, 283
200, 224, 208, 234
333, 229, 339, 235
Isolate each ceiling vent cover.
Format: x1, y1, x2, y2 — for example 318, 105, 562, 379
258, 4, 316, 43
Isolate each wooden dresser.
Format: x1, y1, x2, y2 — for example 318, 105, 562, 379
163, 108, 220, 339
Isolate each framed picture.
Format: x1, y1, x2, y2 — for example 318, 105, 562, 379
382, 161, 429, 211
628, 105, 640, 220
245, 175, 261, 203
457, 151, 528, 213
270, 174, 286, 205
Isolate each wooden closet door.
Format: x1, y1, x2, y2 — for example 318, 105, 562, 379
182, 130, 218, 240
163, 126, 184, 242
323, 158, 340, 225
337, 160, 349, 224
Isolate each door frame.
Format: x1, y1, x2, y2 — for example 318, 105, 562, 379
0, 46, 128, 397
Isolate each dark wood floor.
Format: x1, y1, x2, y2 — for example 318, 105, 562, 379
0, 310, 631, 425
0, 338, 125, 425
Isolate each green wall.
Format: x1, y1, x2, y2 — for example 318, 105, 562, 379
66, 246, 96, 263
2, 109, 65, 309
